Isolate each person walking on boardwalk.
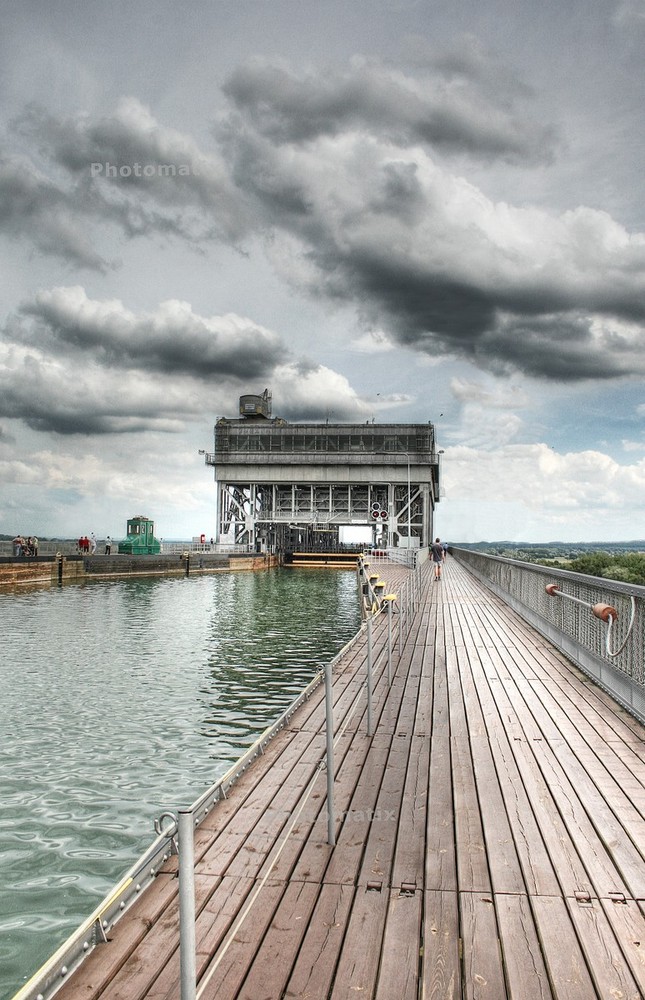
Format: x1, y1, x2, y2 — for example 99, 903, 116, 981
431, 537, 444, 580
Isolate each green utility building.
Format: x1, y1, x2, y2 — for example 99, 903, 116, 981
118, 516, 161, 555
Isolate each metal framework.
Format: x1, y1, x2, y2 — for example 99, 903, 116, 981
204, 417, 441, 551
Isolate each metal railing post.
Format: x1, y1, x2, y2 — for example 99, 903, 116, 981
178, 810, 196, 1000
387, 598, 392, 685
324, 661, 336, 846
403, 580, 409, 638
366, 615, 373, 737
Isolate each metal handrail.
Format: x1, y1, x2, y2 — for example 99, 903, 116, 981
452, 547, 645, 724
545, 582, 637, 658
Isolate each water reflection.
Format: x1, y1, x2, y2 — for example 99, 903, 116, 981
0, 567, 360, 1000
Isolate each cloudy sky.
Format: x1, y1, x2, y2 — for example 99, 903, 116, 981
1, 0, 644, 543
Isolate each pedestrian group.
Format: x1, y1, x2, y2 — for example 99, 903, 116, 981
12, 535, 38, 557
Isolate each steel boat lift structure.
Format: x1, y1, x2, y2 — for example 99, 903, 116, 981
204, 390, 442, 553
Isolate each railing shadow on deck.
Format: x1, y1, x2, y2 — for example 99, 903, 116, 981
452, 546, 645, 725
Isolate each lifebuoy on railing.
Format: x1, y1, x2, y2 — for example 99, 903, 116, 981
591, 603, 618, 623
200, 534, 206, 544
545, 583, 636, 658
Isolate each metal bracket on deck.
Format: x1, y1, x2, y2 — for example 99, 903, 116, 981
366, 880, 383, 892
574, 890, 593, 906
94, 917, 109, 944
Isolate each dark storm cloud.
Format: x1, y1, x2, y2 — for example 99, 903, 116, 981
319, 245, 645, 380
0, 358, 192, 436
222, 56, 557, 163
218, 69, 645, 382
0, 288, 369, 434
5, 58, 645, 387
15, 287, 286, 380
479, 313, 645, 380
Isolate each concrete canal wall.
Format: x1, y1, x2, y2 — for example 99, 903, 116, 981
0, 552, 279, 589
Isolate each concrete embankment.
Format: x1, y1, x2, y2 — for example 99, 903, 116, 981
0, 552, 279, 589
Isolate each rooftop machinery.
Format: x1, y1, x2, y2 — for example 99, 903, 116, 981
204, 391, 441, 552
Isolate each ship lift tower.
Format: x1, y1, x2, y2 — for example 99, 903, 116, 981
204, 390, 441, 553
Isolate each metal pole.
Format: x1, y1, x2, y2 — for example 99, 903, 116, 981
178, 810, 196, 1000
324, 661, 336, 846
387, 598, 392, 685
407, 454, 411, 547
366, 615, 373, 737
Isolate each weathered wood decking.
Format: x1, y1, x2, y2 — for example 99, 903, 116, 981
55, 558, 645, 1000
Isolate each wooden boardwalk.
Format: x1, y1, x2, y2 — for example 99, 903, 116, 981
54, 558, 645, 1000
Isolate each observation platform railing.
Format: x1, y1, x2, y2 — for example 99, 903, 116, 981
452, 546, 645, 725
0, 540, 254, 558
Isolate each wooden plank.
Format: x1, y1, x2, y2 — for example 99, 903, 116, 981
457, 638, 526, 896
195, 875, 255, 975
142, 880, 261, 1000
522, 728, 643, 899
464, 644, 562, 897
289, 731, 374, 885
391, 733, 430, 890
195, 881, 286, 1000
495, 893, 554, 1000
459, 891, 507, 999
600, 896, 645, 997
446, 642, 491, 894
330, 884, 390, 998
420, 889, 461, 1000
324, 738, 391, 887
425, 640, 457, 893
498, 631, 645, 808
472, 633, 635, 900
566, 895, 642, 1000
531, 895, 600, 999
235, 880, 320, 1000
358, 735, 412, 887
220, 756, 327, 881
375, 889, 422, 999
193, 722, 321, 868
284, 882, 355, 998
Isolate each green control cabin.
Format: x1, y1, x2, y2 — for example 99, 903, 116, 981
118, 515, 161, 555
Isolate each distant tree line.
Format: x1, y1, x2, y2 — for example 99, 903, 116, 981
537, 552, 645, 586
457, 541, 645, 586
